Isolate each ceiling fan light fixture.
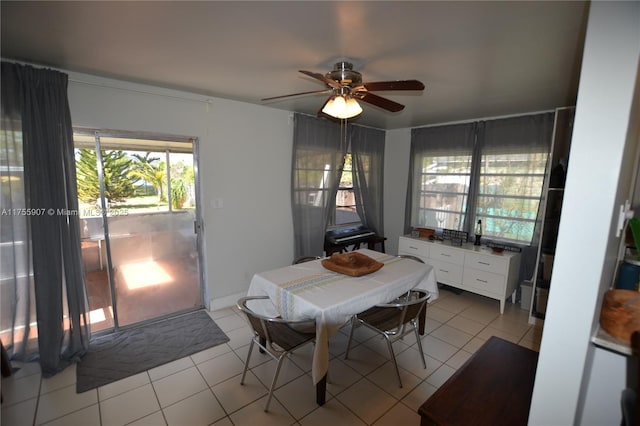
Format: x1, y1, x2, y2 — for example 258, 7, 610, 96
322, 95, 362, 119
344, 97, 363, 117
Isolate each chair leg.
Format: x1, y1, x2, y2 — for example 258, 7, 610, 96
413, 323, 427, 369
385, 336, 403, 388
264, 353, 287, 411
344, 316, 357, 360
240, 338, 255, 385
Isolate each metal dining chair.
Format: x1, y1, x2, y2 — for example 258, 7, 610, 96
344, 289, 430, 388
292, 255, 322, 264
397, 254, 428, 334
397, 254, 425, 263
237, 295, 316, 411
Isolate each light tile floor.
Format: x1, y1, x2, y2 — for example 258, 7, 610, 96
1, 289, 542, 426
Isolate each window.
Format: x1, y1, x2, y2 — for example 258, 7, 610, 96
334, 153, 361, 226
409, 114, 554, 244
477, 151, 548, 242
415, 153, 471, 231
300, 153, 362, 228
291, 113, 385, 257
73, 133, 195, 218
410, 122, 476, 233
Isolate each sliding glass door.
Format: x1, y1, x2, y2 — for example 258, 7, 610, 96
74, 130, 203, 332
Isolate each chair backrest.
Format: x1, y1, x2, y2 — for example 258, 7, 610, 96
378, 290, 430, 331
293, 256, 322, 264
237, 296, 316, 352
397, 254, 425, 264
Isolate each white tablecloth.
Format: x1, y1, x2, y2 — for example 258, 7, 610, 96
247, 249, 438, 384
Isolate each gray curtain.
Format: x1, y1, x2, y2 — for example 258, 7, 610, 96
0, 62, 89, 376
351, 125, 385, 235
291, 114, 345, 258
477, 113, 555, 282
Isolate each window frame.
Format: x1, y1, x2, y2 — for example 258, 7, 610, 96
73, 129, 196, 219
475, 150, 549, 243
330, 152, 362, 229
414, 153, 472, 232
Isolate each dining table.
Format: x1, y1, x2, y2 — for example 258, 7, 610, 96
246, 248, 438, 405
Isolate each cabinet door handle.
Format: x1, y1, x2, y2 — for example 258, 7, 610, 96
440, 253, 451, 257
439, 269, 449, 273
409, 246, 418, 250
478, 261, 490, 266
476, 278, 488, 283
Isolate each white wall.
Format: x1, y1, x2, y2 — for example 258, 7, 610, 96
529, 2, 640, 424
67, 74, 294, 310
383, 128, 412, 256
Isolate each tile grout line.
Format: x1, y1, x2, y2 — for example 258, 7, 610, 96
145, 370, 167, 426
191, 351, 234, 425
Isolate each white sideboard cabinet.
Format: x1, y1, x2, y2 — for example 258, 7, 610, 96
399, 236, 521, 314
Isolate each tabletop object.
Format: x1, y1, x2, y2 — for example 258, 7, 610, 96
321, 251, 384, 276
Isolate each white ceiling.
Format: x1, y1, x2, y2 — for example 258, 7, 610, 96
0, 1, 589, 129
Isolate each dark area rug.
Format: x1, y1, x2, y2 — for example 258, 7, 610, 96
76, 310, 229, 393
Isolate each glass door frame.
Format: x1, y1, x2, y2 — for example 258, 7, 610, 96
74, 127, 205, 334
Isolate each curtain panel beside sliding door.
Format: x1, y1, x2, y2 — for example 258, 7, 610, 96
1, 62, 89, 376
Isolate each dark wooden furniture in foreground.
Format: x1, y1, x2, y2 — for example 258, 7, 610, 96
621, 330, 640, 425
0, 342, 10, 379
418, 336, 538, 426
1, 342, 10, 404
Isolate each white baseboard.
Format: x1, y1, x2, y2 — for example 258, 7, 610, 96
209, 291, 246, 311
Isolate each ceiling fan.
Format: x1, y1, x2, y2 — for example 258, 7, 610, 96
261, 61, 425, 119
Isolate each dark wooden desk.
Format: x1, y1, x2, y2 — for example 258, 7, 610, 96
324, 234, 386, 256
418, 336, 538, 426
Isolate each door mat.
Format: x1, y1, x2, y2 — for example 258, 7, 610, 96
76, 310, 229, 393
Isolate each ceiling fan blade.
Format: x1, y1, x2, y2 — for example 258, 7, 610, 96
361, 80, 425, 92
261, 88, 332, 102
299, 70, 342, 89
357, 92, 405, 112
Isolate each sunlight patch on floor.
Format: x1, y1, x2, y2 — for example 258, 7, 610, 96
89, 308, 106, 324
120, 260, 174, 290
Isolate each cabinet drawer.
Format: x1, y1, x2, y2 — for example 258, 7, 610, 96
399, 237, 430, 258
430, 245, 465, 265
430, 259, 463, 286
464, 252, 508, 274
463, 268, 504, 294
